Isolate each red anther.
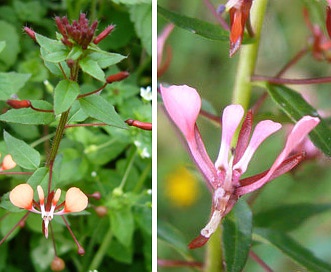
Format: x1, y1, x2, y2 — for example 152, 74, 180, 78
94, 206, 108, 217
125, 119, 152, 131
23, 27, 36, 41
106, 71, 129, 84
93, 25, 115, 44
188, 234, 209, 249
88, 191, 101, 200
77, 246, 85, 256
7, 99, 31, 109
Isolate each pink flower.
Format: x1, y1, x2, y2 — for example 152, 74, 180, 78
157, 24, 174, 76
160, 84, 320, 248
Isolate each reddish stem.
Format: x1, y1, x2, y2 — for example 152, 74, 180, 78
157, 259, 203, 269
200, 109, 221, 124
203, 0, 230, 31
77, 83, 107, 99
61, 215, 85, 255
0, 212, 30, 245
249, 251, 274, 272
275, 47, 309, 77
65, 123, 108, 128
252, 75, 331, 85
30, 104, 54, 113
0, 171, 33, 175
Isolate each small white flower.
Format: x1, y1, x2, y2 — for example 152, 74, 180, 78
140, 86, 152, 101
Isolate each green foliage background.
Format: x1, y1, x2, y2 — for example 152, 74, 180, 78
0, 0, 151, 271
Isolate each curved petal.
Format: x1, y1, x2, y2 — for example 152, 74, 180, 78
157, 24, 174, 68
160, 84, 201, 141
64, 187, 88, 213
237, 116, 320, 195
2, 154, 16, 170
233, 120, 281, 174
10, 184, 34, 210
215, 105, 244, 171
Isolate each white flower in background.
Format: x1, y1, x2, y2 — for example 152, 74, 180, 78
140, 86, 152, 101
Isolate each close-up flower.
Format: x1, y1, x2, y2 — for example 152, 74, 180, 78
9, 184, 88, 252
160, 84, 320, 248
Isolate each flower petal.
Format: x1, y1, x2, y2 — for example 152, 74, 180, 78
10, 184, 34, 210
237, 116, 320, 195
215, 105, 244, 171
64, 187, 88, 213
2, 154, 16, 170
160, 84, 201, 141
161, 85, 218, 189
233, 120, 281, 174
157, 24, 174, 68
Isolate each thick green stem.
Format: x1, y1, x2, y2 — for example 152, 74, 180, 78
232, 0, 269, 109
88, 217, 113, 270
46, 110, 70, 167
204, 227, 223, 272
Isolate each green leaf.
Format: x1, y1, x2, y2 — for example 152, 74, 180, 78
13, 0, 47, 23
88, 50, 126, 69
27, 167, 49, 190
157, 220, 189, 256
0, 41, 5, 53
35, 33, 69, 63
0, 21, 20, 69
54, 79, 80, 115
4, 131, 40, 170
267, 84, 331, 156
158, 5, 229, 41
130, 4, 152, 55
0, 72, 31, 101
0, 108, 54, 125
67, 45, 83, 60
223, 199, 252, 272
254, 228, 331, 272
107, 239, 133, 264
110, 206, 135, 247
254, 203, 331, 232
79, 95, 125, 128
79, 58, 105, 82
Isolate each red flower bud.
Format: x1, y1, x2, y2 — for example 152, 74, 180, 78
125, 119, 152, 131
93, 25, 115, 44
23, 27, 36, 41
106, 71, 129, 84
7, 99, 31, 109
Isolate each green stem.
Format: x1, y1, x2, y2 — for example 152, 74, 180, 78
204, 227, 223, 272
232, 0, 269, 109
133, 160, 151, 193
118, 147, 137, 191
88, 217, 113, 270
46, 110, 70, 167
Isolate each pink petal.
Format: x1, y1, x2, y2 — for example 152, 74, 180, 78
237, 116, 320, 195
189, 126, 219, 189
157, 24, 174, 68
160, 84, 201, 141
161, 84, 218, 189
233, 120, 281, 174
215, 105, 244, 171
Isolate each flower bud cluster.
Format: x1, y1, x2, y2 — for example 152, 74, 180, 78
55, 13, 98, 49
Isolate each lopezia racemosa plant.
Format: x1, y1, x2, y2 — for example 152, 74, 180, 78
160, 84, 320, 248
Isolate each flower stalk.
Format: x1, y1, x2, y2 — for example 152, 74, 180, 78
232, 0, 269, 109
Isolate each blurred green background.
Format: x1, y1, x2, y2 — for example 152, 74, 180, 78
158, 0, 331, 271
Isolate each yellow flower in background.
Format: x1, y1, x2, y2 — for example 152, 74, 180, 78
165, 166, 199, 207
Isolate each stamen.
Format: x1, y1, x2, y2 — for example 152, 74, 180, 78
61, 215, 85, 255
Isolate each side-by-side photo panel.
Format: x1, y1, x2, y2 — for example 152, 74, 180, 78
0, 1, 152, 271
158, 1, 331, 271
